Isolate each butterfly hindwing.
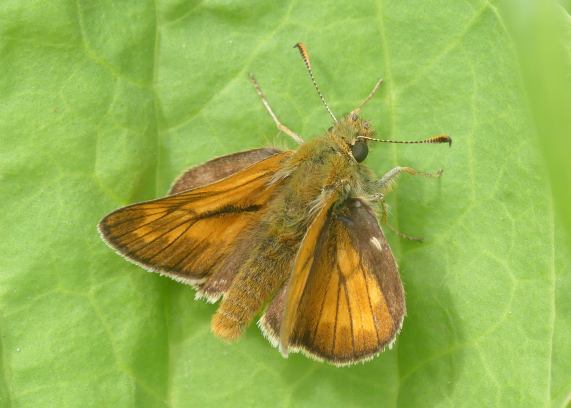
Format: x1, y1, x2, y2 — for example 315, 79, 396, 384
99, 150, 291, 299
260, 197, 405, 366
169, 148, 281, 194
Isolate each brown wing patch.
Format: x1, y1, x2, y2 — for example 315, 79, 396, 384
169, 148, 281, 194
264, 198, 405, 366
99, 151, 292, 298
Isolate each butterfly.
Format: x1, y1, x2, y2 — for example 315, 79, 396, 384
98, 43, 451, 366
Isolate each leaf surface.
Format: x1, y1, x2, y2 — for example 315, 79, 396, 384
1, 1, 570, 407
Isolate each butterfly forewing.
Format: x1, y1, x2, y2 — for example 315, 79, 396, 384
99, 151, 292, 296
265, 198, 405, 366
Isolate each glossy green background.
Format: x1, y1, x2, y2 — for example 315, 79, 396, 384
1, 0, 570, 407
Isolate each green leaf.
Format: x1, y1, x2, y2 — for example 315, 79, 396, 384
1, 0, 570, 407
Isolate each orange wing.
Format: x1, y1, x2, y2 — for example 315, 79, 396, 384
99, 151, 292, 301
260, 198, 405, 366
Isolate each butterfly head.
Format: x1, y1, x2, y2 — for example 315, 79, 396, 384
330, 111, 453, 164
329, 112, 375, 163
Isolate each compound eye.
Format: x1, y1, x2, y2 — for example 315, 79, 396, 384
351, 140, 368, 162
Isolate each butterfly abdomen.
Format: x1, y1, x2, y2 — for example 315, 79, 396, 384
211, 236, 297, 340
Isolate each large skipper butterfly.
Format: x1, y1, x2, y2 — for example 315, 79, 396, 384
98, 43, 451, 366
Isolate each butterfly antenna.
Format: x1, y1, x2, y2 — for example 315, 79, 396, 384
294, 43, 337, 123
352, 78, 384, 115
358, 134, 452, 147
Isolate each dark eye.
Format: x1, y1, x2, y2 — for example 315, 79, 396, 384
351, 140, 368, 162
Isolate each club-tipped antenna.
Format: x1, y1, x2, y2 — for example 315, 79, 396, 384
358, 134, 452, 147
294, 43, 337, 123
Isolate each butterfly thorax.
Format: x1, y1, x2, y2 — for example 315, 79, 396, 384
265, 115, 377, 243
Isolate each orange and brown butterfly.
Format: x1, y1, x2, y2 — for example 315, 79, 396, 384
98, 43, 451, 366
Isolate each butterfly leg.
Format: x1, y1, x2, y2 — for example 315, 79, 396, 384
373, 192, 420, 240
376, 166, 443, 190
374, 190, 424, 241
374, 166, 442, 241
249, 74, 304, 144
386, 223, 423, 242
